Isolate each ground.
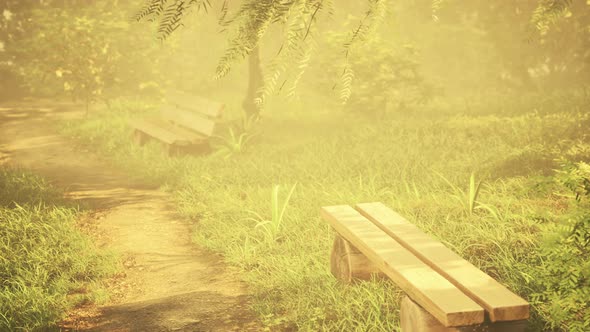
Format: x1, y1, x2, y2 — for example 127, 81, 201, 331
0, 100, 262, 332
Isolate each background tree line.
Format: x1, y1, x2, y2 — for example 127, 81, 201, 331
0, 0, 588, 114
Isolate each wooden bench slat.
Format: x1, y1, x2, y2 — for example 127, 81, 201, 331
355, 202, 530, 322
129, 118, 192, 146
166, 92, 224, 119
164, 121, 207, 143
161, 108, 216, 137
158, 110, 210, 142
321, 205, 485, 327
130, 92, 221, 156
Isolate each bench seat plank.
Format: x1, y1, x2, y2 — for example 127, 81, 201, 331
163, 121, 207, 143
355, 202, 530, 322
166, 92, 224, 119
321, 205, 484, 327
129, 118, 193, 146
161, 108, 215, 137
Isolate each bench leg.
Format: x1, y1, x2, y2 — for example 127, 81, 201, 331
330, 235, 386, 283
166, 144, 182, 157
133, 129, 148, 146
400, 296, 528, 332
184, 141, 211, 155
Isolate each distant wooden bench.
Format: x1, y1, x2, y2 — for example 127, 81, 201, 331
321, 202, 530, 332
129, 91, 224, 156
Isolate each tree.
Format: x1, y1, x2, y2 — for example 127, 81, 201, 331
0, 0, 45, 100
134, 0, 387, 114
1, 1, 170, 106
416, 0, 589, 92
242, 45, 263, 118
135, 0, 587, 108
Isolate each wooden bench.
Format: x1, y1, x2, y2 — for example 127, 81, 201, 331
129, 91, 224, 156
321, 202, 530, 332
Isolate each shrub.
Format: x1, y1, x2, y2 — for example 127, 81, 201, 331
531, 161, 590, 331
6, 2, 167, 108
314, 28, 435, 115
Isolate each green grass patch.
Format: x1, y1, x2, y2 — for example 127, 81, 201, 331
61, 91, 589, 331
0, 168, 118, 331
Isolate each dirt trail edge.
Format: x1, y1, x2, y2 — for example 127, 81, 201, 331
0, 102, 261, 332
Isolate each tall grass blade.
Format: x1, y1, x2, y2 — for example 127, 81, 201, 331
271, 185, 279, 226
468, 172, 482, 215
277, 183, 297, 228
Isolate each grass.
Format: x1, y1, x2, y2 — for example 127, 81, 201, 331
0, 168, 118, 331
244, 184, 298, 244
60, 89, 589, 331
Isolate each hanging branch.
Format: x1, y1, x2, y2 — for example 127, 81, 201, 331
531, 0, 573, 35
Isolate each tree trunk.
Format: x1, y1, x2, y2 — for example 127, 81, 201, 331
242, 45, 263, 119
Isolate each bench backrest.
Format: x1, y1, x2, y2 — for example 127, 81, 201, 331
321, 202, 529, 327
162, 91, 224, 137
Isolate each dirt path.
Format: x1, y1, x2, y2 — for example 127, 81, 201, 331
0, 101, 261, 332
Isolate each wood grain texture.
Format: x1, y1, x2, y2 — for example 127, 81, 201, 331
166, 122, 206, 143
160, 108, 215, 137
401, 296, 528, 332
330, 235, 387, 283
321, 205, 484, 327
401, 295, 463, 332
355, 202, 530, 322
130, 92, 220, 155
166, 91, 224, 119
128, 118, 192, 146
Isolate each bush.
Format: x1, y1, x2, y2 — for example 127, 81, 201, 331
314, 28, 435, 115
531, 161, 590, 331
4, 2, 167, 107
555, 160, 590, 202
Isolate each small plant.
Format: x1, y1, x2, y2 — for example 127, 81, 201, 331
212, 114, 259, 159
530, 160, 590, 331
402, 178, 422, 199
555, 159, 590, 201
436, 172, 491, 216
435, 172, 503, 219
245, 184, 297, 244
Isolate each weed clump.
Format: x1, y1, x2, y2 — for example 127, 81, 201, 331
529, 160, 590, 331
0, 169, 116, 331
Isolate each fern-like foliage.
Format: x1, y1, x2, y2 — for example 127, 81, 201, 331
339, 63, 355, 104
157, 1, 185, 38
134, 0, 583, 110
338, 0, 387, 104
218, 0, 230, 26
531, 0, 573, 34
431, 0, 445, 22
134, 0, 211, 40
134, 0, 387, 108
255, 0, 327, 106
134, 0, 167, 22
215, 0, 281, 79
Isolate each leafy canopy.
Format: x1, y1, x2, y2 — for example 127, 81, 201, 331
134, 0, 579, 106
135, 0, 388, 105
